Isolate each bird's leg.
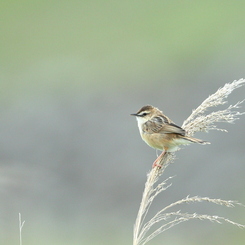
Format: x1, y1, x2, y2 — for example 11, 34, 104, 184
152, 150, 166, 168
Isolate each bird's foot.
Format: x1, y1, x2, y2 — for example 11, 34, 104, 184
152, 150, 166, 168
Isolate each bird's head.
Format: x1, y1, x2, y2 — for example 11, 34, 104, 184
131, 105, 161, 124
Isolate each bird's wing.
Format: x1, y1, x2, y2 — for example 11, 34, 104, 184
143, 116, 185, 135
160, 123, 185, 135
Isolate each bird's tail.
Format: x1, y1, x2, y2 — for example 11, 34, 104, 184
183, 136, 210, 145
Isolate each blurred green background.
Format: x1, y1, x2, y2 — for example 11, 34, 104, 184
1, 1, 245, 244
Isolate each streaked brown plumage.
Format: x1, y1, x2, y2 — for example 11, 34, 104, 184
131, 105, 209, 167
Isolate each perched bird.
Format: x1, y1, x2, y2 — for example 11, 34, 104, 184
131, 105, 210, 167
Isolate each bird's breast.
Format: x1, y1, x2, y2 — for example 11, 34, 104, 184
141, 133, 166, 150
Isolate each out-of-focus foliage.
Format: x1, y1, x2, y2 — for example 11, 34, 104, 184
1, 1, 245, 96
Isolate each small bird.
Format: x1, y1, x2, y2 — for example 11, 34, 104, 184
131, 105, 210, 167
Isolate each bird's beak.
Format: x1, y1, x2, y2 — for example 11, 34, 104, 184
130, 113, 138, 116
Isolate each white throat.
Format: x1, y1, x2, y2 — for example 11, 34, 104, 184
136, 117, 146, 134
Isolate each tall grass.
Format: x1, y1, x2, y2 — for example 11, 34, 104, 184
19, 213, 25, 245
133, 79, 245, 245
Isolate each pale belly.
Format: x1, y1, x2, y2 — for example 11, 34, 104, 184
141, 133, 190, 152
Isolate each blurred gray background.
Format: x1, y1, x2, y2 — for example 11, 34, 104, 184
1, 1, 245, 244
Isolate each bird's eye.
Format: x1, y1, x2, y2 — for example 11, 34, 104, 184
141, 113, 147, 116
